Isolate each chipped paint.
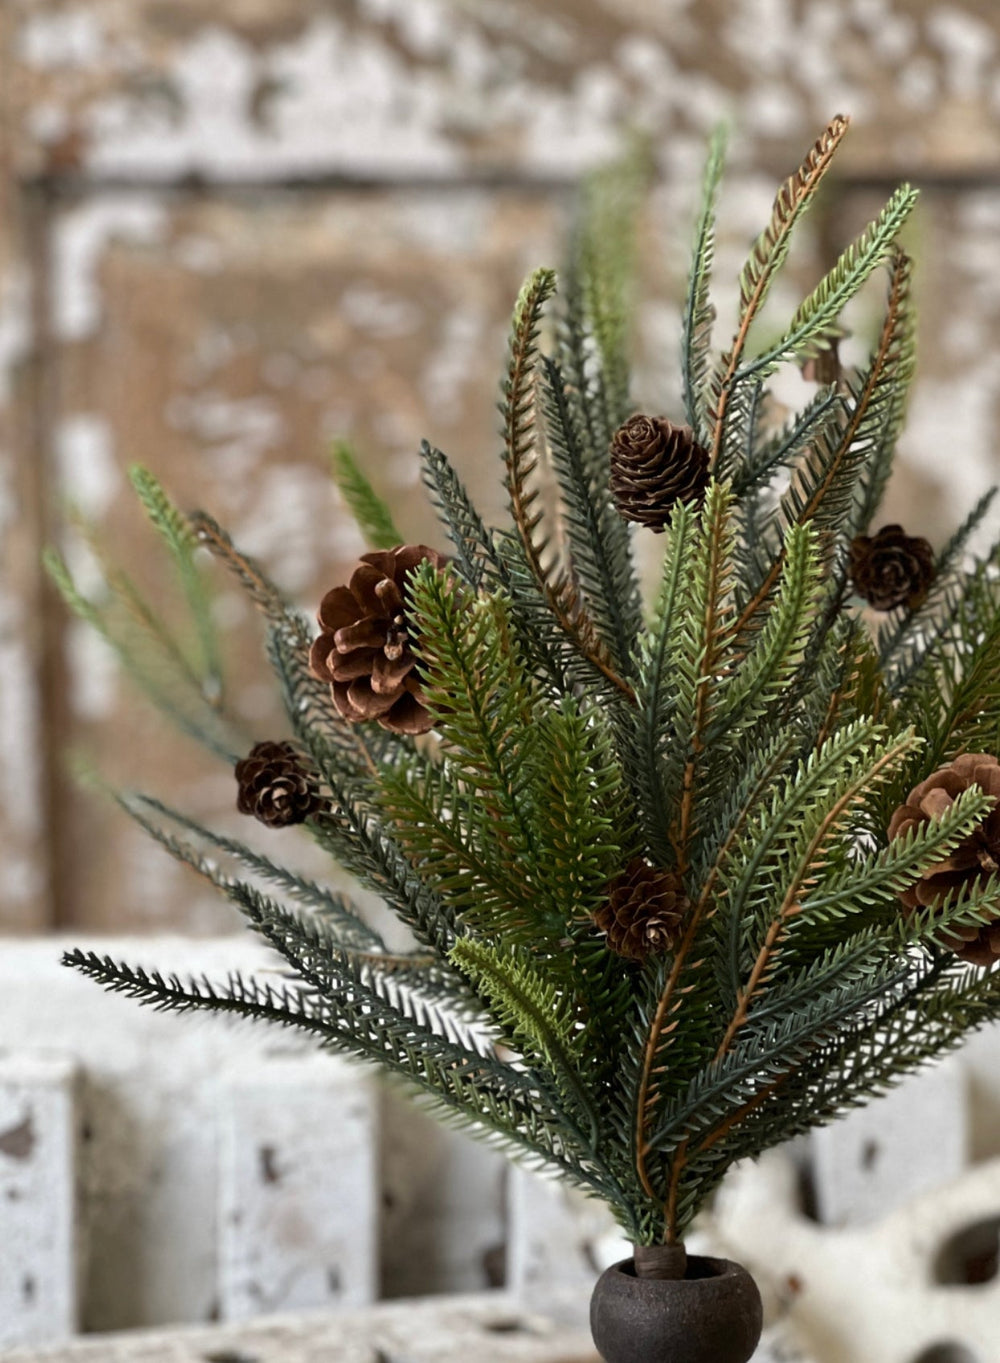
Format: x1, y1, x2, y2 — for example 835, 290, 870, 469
232, 464, 348, 592
65, 620, 119, 722
55, 415, 120, 518
52, 198, 166, 342
0, 264, 33, 408
85, 20, 463, 181
927, 7, 997, 96
0, 1113, 36, 1161
164, 391, 286, 483
16, 9, 105, 70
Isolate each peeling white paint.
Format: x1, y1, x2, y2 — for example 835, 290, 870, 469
86, 20, 462, 181
17, 8, 104, 69
521, 67, 623, 174
897, 54, 939, 110
361, 0, 453, 58
53, 197, 166, 343
907, 367, 1000, 539
65, 619, 119, 722
55, 415, 120, 519
164, 392, 285, 483
871, 14, 916, 63
927, 7, 997, 98
0, 855, 45, 909
743, 84, 806, 137
233, 465, 348, 592
421, 306, 487, 423
0, 265, 33, 407
0, 596, 44, 842
25, 100, 72, 148
339, 284, 424, 339
382, 193, 490, 256
173, 235, 226, 275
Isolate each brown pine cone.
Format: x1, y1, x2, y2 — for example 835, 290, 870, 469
310, 544, 447, 735
236, 741, 322, 828
889, 753, 1000, 965
609, 415, 710, 532
594, 859, 688, 961
849, 524, 934, 612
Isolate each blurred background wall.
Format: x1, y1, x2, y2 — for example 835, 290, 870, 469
4, 3, 1000, 1355
3, 0, 1000, 938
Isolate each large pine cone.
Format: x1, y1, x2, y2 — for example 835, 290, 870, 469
849, 524, 934, 612
236, 741, 322, 827
594, 860, 688, 961
310, 544, 447, 735
609, 415, 710, 532
889, 753, 1000, 965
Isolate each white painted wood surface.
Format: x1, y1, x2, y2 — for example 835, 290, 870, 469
219, 1053, 377, 1320
0, 1055, 78, 1347
0, 1291, 599, 1363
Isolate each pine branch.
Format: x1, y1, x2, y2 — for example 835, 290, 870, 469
540, 355, 642, 675
451, 938, 601, 1148
849, 250, 917, 536
65, 504, 211, 703
662, 483, 739, 873
420, 439, 504, 591
682, 124, 727, 444
717, 726, 920, 1046
43, 546, 242, 762
130, 466, 223, 704
881, 489, 998, 691
733, 252, 918, 638
742, 187, 918, 380
730, 385, 842, 500
501, 269, 634, 701
65, 948, 606, 1193
568, 146, 647, 441
331, 442, 403, 549
708, 115, 851, 469
631, 499, 699, 862
707, 521, 824, 745
123, 790, 386, 953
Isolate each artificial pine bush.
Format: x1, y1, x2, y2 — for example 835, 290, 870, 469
53, 115, 1000, 1255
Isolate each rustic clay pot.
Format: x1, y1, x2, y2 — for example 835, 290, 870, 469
590, 1253, 763, 1363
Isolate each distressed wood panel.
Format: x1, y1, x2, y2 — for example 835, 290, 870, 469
1, 5, 50, 931
0, 1054, 78, 1347
8, 0, 1000, 185
43, 187, 565, 931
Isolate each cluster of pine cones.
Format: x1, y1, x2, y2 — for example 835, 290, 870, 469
232, 406, 999, 967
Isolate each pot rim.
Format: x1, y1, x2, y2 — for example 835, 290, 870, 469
604, 1254, 750, 1286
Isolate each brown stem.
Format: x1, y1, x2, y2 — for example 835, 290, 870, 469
708, 115, 850, 473
634, 1242, 687, 1280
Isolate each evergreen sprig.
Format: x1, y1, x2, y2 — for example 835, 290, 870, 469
64, 119, 1000, 1250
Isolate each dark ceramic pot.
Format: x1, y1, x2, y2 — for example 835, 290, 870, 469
590, 1254, 763, 1363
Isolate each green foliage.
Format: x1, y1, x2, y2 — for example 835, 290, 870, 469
43, 521, 241, 763
331, 441, 403, 549
129, 466, 224, 703
681, 123, 727, 444
64, 119, 1000, 1250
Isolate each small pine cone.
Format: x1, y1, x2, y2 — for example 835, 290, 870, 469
236, 741, 322, 828
594, 859, 688, 961
889, 753, 1000, 966
849, 524, 934, 612
310, 544, 448, 735
609, 415, 710, 532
